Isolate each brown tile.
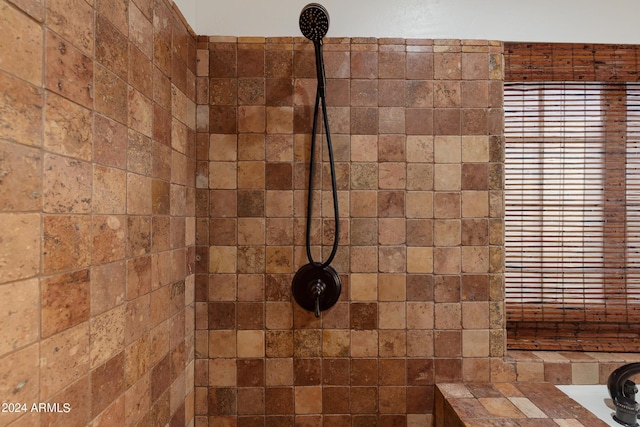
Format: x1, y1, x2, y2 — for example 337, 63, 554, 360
434, 330, 462, 357
351, 358, 378, 386
266, 331, 293, 357
266, 78, 294, 107
406, 51, 433, 80
0, 71, 43, 149
92, 215, 126, 264
90, 262, 126, 318
95, 14, 127, 79
350, 303, 377, 330
39, 270, 89, 339
294, 358, 322, 386
434, 109, 461, 135
43, 153, 91, 214
351, 51, 378, 79
350, 386, 377, 414
351, 107, 378, 135
293, 49, 315, 79
0, 140, 41, 211
129, 88, 153, 137
406, 80, 433, 108
379, 80, 405, 107
208, 302, 236, 330
238, 47, 265, 77
434, 358, 463, 383
95, 64, 128, 124
265, 163, 292, 190
405, 108, 433, 135
378, 191, 405, 218
406, 219, 433, 246
380, 50, 406, 79
237, 358, 265, 387
462, 52, 489, 80
45, 0, 93, 55
266, 49, 293, 78
379, 387, 406, 414
462, 218, 489, 246
323, 358, 350, 386
238, 105, 266, 133
323, 386, 350, 414
434, 52, 461, 80
238, 78, 265, 105
91, 352, 125, 416
43, 214, 91, 274
266, 387, 293, 415
406, 274, 433, 301
434, 275, 460, 303
44, 92, 92, 161
45, 31, 92, 109
238, 302, 265, 329
351, 80, 378, 107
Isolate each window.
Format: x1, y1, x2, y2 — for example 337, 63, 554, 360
504, 43, 640, 351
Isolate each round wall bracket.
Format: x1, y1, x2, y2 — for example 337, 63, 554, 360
292, 263, 341, 317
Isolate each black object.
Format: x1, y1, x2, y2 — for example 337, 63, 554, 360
292, 3, 341, 317
292, 263, 341, 318
608, 363, 640, 426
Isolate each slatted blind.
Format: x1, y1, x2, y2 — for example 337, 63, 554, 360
504, 43, 640, 351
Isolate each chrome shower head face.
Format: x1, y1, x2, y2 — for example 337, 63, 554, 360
299, 3, 329, 42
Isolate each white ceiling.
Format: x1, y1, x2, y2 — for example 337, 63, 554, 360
174, 0, 640, 44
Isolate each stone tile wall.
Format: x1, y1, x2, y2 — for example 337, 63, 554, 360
0, 0, 196, 425
195, 36, 508, 426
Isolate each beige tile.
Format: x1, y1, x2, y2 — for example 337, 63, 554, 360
44, 92, 92, 161
93, 165, 127, 214
0, 0, 42, 85
379, 302, 406, 329
40, 322, 90, 399
237, 330, 265, 358
89, 305, 125, 368
351, 330, 378, 357
378, 274, 406, 301
407, 247, 433, 273
434, 303, 462, 329
434, 136, 461, 163
406, 135, 433, 162
45, 0, 94, 56
43, 153, 92, 214
209, 359, 237, 386
406, 191, 432, 219
462, 329, 490, 357
0, 344, 39, 426
0, 278, 39, 357
350, 273, 378, 301
407, 302, 434, 329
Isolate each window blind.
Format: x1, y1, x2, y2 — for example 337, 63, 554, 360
504, 43, 640, 351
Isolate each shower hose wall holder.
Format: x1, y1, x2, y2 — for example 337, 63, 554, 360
291, 3, 342, 318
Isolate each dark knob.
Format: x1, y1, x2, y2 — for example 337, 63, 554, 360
292, 263, 341, 318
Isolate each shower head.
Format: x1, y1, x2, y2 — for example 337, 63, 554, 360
299, 3, 330, 42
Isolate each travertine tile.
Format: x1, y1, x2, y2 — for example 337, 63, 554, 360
0, 1, 42, 85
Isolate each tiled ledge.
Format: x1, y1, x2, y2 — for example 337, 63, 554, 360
435, 382, 609, 427
507, 350, 640, 384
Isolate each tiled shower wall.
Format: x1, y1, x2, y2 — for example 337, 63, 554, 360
0, 0, 196, 425
195, 37, 509, 425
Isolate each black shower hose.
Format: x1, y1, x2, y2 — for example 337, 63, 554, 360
305, 89, 340, 269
